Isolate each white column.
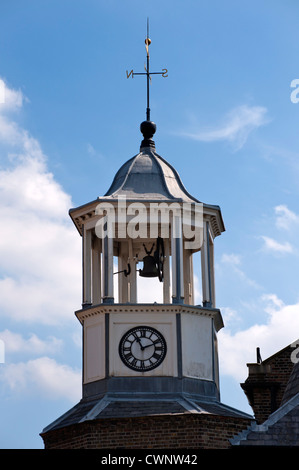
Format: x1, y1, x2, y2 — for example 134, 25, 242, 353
92, 236, 101, 305
102, 221, 114, 304
163, 239, 170, 303
201, 220, 213, 307
171, 214, 184, 304
82, 226, 92, 307
183, 250, 194, 305
117, 255, 124, 303
128, 239, 137, 303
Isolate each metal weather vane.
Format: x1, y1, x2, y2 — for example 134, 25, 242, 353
126, 19, 168, 122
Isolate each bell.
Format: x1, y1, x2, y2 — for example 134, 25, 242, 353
139, 255, 159, 278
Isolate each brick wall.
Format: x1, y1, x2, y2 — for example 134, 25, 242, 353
41, 414, 252, 449
241, 345, 294, 424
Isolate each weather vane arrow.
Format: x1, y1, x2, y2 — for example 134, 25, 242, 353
126, 19, 168, 122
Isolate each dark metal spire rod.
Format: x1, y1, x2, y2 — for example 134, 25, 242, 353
126, 19, 168, 122
146, 17, 150, 121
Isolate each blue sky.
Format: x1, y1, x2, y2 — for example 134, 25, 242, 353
1, 0, 299, 448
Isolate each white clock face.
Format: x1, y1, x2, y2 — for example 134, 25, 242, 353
119, 326, 167, 371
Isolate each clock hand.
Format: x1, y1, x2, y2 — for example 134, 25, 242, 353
142, 342, 155, 349
133, 335, 147, 351
133, 334, 142, 346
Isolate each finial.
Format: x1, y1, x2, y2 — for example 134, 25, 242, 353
140, 120, 156, 149
126, 19, 168, 148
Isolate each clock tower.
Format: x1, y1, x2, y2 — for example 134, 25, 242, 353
41, 31, 253, 449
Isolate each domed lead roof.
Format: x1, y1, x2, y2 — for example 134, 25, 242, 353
104, 121, 200, 203
104, 147, 200, 202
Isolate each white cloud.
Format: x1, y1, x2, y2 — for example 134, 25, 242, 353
221, 252, 261, 289
181, 105, 268, 150
0, 78, 25, 113
0, 80, 81, 325
0, 329, 62, 356
275, 205, 299, 231
0, 152, 71, 218
221, 253, 241, 265
0, 79, 83, 411
86, 142, 103, 160
218, 295, 299, 383
260, 236, 293, 254
261, 293, 284, 313
87, 143, 96, 156
220, 306, 241, 327
137, 276, 163, 302
193, 274, 202, 305
0, 357, 81, 402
